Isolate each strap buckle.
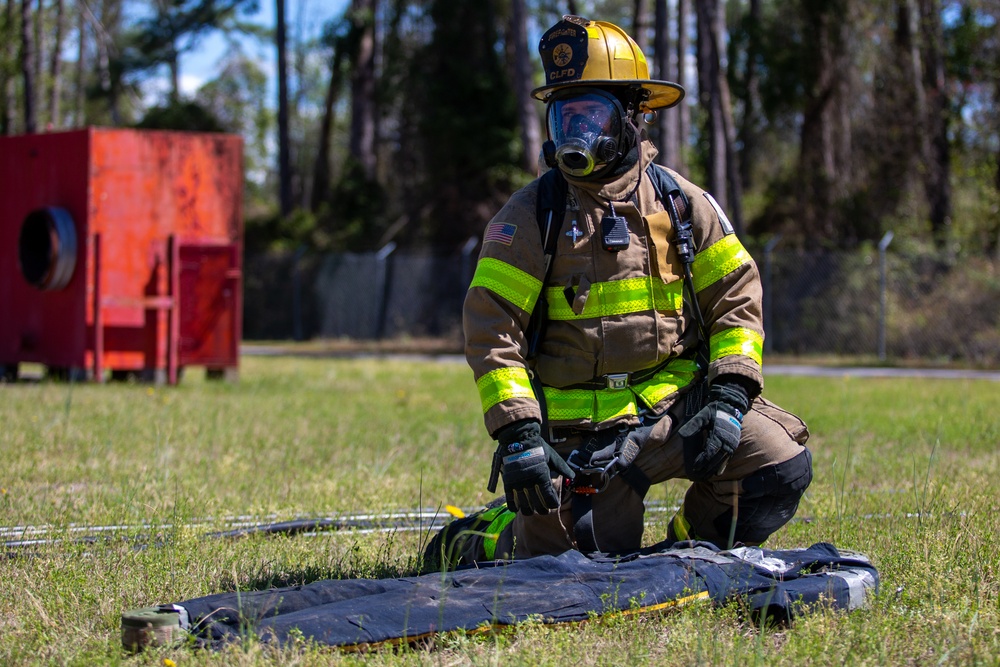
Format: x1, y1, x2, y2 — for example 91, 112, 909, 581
605, 373, 629, 390
566, 449, 619, 494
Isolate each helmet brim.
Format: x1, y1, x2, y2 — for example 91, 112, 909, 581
532, 80, 685, 111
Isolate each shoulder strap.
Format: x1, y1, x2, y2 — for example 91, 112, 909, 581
645, 163, 694, 262
535, 168, 568, 258
647, 164, 710, 378
527, 170, 569, 360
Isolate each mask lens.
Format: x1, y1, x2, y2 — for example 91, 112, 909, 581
547, 91, 622, 177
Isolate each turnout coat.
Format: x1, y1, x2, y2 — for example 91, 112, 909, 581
464, 137, 765, 438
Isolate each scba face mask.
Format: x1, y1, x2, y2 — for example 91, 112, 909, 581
545, 89, 626, 178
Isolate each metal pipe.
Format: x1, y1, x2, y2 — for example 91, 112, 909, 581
374, 242, 397, 339
878, 231, 894, 361
762, 234, 782, 354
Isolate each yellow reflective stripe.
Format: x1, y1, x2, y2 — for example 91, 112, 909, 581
671, 508, 692, 541
541, 387, 611, 421
546, 277, 684, 321
542, 387, 639, 422
469, 257, 542, 314
691, 235, 752, 292
542, 359, 700, 423
476, 366, 535, 414
710, 327, 763, 365
632, 359, 700, 407
482, 507, 516, 560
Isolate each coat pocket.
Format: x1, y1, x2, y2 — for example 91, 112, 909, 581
751, 396, 810, 444
643, 210, 682, 284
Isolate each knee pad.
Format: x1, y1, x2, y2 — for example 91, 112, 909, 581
713, 448, 813, 546
742, 447, 813, 500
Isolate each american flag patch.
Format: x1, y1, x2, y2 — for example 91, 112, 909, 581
484, 222, 517, 245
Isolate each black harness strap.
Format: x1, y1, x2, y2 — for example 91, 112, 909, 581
528, 168, 568, 361
530, 165, 707, 554
646, 165, 709, 416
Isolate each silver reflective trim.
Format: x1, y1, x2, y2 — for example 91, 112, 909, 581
727, 546, 796, 575
828, 568, 878, 610
703, 193, 735, 235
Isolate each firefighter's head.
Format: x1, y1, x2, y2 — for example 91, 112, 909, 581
533, 15, 684, 179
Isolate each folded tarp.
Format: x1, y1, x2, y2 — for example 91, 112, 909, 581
161, 541, 878, 650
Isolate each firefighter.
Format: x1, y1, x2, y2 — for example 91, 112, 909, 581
457, 15, 812, 563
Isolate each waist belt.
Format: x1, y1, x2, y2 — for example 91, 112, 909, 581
563, 363, 670, 392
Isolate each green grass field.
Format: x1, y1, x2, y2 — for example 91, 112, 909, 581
1, 355, 998, 665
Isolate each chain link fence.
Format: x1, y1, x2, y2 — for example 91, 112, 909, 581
243, 244, 1000, 366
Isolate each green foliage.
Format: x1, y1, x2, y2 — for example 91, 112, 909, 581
404, 0, 522, 246
317, 160, 391, 252
134, 99, 226, 131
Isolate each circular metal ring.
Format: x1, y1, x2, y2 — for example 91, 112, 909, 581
18, 207, 78, 291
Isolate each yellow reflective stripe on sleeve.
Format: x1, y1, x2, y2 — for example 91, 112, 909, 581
546, 277, 684, 321
710, 327, 764, 365
469, 257, 542, 314
542, 359, 700, 423
691, 235, 752, 293
476, 366, 535, 413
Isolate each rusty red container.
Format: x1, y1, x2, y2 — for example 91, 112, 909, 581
0, 128, 243, 383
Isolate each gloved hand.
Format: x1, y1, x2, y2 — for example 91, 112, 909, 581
678, 378, 751, 481
493, 419, 575, 516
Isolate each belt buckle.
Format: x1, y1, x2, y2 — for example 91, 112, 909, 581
605, 373, 629, 390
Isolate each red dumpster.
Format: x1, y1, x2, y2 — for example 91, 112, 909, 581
0, 127, 243, 384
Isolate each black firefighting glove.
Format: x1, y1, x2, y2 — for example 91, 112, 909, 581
679, 377, 752, 481
491, 419, 575, 516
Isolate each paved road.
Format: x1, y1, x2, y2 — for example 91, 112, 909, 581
763, 365, 1000, 381
242, 345, 1000, 382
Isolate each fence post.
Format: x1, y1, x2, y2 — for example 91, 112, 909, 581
374, 241, 397, 340
878, 231, 894, 361
461, 236, 479, 290
762, 234, 782, 354
291, 244, 307, 341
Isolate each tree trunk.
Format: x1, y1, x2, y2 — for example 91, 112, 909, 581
33, 0, 43, 128
676, 0, 689, 173
696, 0, 726, 207
796, 2, 853, 244
276, 0, 292, 215
74, 3, 86, 127
20, 0, 35, 133
739, 0, 761, 190
632, 0, 649, 54
310, 41, 346, 212
349, 0, 377, 180
919, 0, 951, 250
3, 0, 17, 134
168, 51, 180, 103
49, 0, 64, 128
653, 0, 680, 168
698, 0, 743, 235
510, 0, 541, 173
97, 0, 122, 125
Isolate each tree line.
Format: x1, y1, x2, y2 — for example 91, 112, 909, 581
2, 0, 999, 259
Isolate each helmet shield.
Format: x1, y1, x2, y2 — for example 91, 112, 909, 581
546, 89, 624, 177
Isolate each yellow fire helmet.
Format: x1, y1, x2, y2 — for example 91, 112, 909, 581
531, 15, 684, 112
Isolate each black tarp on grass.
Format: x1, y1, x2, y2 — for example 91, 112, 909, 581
169, 541, 878, 649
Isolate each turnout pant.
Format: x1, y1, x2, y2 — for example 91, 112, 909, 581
495, 394, 811, 558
